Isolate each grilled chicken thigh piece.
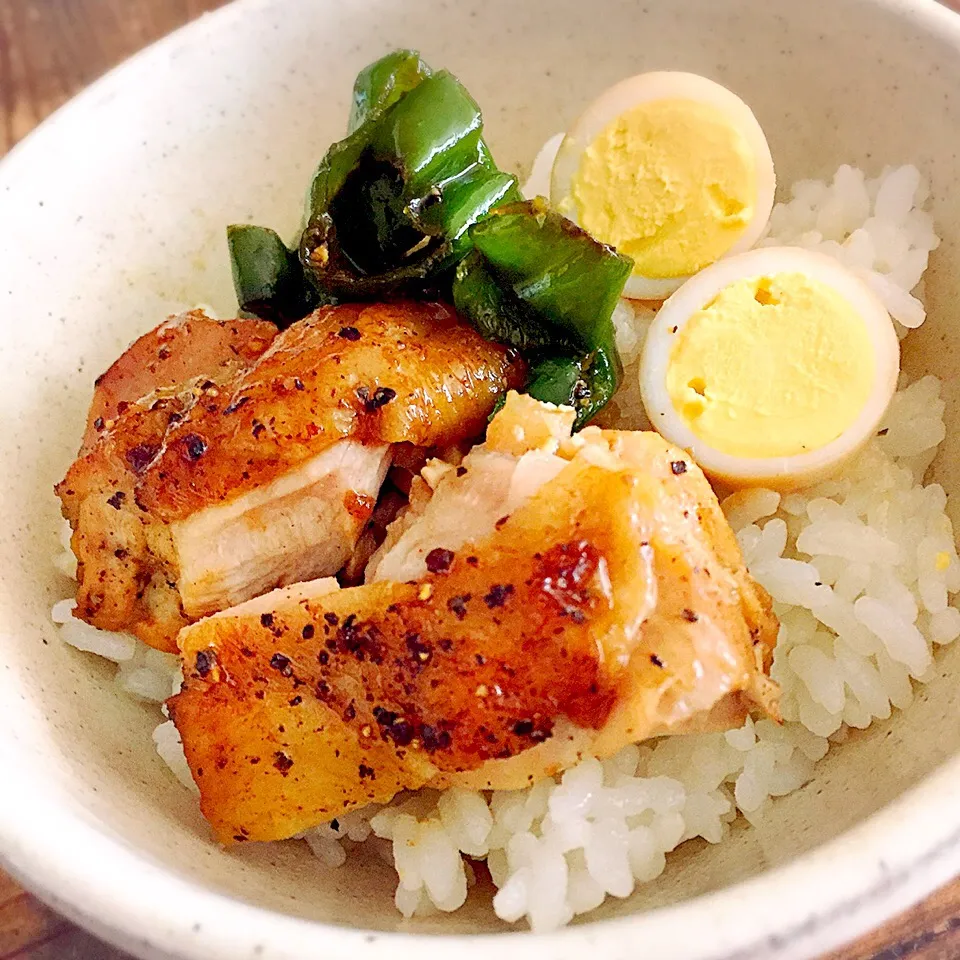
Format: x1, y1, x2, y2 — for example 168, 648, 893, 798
58, 302, 524, 651
171, 393, 778, 843
58, 310, 278, 649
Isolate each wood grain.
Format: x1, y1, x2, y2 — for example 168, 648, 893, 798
2, 0, 960, 958
0, 0, 228, 153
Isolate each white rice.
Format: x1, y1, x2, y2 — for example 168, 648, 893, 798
53, 161, 957, 931
759, 164, 940, 335
152, 720, 199, 794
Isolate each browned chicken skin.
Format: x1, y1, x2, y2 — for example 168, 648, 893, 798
58, 311, 279, 649
171, 394, 779, 844
80, 310, 278, 454
137, 301, 524, 521
57, 303, 524, 652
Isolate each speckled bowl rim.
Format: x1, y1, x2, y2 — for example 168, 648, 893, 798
2, 1, 960, 958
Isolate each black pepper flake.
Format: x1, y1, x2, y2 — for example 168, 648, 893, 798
330, 818, 341, 831
114, 548, 128, 560
681, 608, 699, 623
126, 443, 160, 474
252, 420, 266, 438
233, 835, 248, 843
650, 653, 664, 668
456, 466, 467, 478
289, 695, 303, 707
389, 720, 414, 747
358, 763, 375, 780
670, 460, 688, 475
877, 427, 889, 436
338, 326, 361, 341
181, 434, 207, 461
323, 612, 339, 627
335, 613, 384, 663
302, 624, 315, 640
405, 633, 432, 665
357, 385, 398, 412
293, 378, 305, 391
373, 706, 415, 747
318, 650, 329, 666
269, 652, 292, 676
421, 725, 452, 753
343, 702, 356, 722
260, 613, 274, 628
425, 548, 454, 574
512, 719, 551, 741
195, 649, 216, 677
273, 751, 294, 773
447, 594, 470, 621
93, 417, 105, 431
106, 490, 126, 510
223, 396, 250, 415
495, 516, 509, 530
200, 379, 216, 391
483, 584, 514, 608
466, 556, 479, 567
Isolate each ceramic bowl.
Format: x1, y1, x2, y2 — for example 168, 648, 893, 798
1, 1, 960, 958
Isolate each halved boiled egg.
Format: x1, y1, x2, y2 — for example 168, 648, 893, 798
550, 72, 776, 300
639, 246, 900, 488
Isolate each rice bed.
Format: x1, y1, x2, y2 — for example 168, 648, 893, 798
53, 162, 958, 932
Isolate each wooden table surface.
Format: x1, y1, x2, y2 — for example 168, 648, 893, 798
3, 0, 960, 957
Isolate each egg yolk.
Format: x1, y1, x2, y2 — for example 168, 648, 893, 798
570, 99, 756, 279
665, 273, 875, 459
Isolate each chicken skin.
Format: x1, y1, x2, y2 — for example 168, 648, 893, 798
57, 311, 278, 650
57, 302, 524, 652
170, 393, 779, 844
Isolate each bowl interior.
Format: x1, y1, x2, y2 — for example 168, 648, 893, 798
2, 0, 960, 949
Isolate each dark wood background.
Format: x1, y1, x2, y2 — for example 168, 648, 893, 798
2, 1, 960, 957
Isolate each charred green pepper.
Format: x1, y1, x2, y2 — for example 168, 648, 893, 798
300, 61, 520, 301
227, 50, 518, 319
348, 49, 433, 133
453, 199, 633, 427
226, 224, 318, 328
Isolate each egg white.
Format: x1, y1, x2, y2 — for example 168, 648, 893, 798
639, 246, 900, 489
551, 72, 776, 300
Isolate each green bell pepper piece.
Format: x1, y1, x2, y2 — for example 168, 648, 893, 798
301, 64, 519, 302
525, 355, 586, 408
452, 199, 633, 427
469, 198, 631, 369
522, 348, 620, 429
227, 224, 319, 328
348, 49, 433, 133
452, 250, 559, 351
